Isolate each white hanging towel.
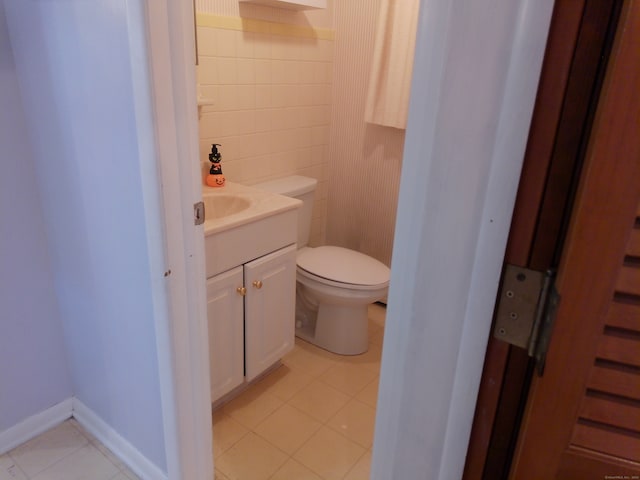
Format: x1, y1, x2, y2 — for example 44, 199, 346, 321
365, 0, 420, 130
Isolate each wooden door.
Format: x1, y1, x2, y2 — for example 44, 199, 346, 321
509, 1, 640, 477
464, 0, 622, 476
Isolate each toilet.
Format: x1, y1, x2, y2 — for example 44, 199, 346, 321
254, 175, 390, 355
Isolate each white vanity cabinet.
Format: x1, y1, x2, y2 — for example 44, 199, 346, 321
207, 244, 297, 403
207, 266, 244, 402
244, 244, 297, 381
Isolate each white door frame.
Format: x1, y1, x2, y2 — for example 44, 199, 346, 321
139, 0, 213, 478
370, 1, 554, 478
146, 0, 555, 478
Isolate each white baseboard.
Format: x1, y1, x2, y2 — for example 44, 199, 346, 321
0, 398, 167, 480
72, 399, 168, 480
0, 398, 73, 455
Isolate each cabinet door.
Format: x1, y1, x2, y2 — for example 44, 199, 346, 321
244, 244, 297, 381
207, 266, 245, 403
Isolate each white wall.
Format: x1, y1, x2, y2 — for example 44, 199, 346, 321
371, 0, 554, 478
4, 0, 168, 472
0, 2, 72, 433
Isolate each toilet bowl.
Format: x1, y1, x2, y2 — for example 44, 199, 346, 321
295, 246, 389, 354
253, 176, 391, 355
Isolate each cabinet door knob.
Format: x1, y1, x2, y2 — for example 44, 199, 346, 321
237, 286, 247, 296
252, 280, 263, 289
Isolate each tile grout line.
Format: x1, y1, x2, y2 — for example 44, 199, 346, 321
213, 315, 383, 479
8, 426, 88, 480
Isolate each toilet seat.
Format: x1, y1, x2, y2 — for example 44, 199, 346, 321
297, 246, 390, 290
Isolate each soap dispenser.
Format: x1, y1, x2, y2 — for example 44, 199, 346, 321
206, 143, 225, 187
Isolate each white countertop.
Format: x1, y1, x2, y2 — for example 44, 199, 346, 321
202, 181, 301, 236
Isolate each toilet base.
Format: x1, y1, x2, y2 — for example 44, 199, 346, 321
296, 303, 369, 355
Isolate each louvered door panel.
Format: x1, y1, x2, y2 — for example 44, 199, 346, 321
605, 302, 640, 330
571, 423, 640, 462
616, 266, 640, 296
509, 7, 640, 476
588, 366, 640, 401
573, 201, 640, 464
578, 395, 640, 431
596, 335, 640, 367
627, 229, 640, 257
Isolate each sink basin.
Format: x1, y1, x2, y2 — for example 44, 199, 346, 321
203, 194, 252, 220
202, 182, 302, 277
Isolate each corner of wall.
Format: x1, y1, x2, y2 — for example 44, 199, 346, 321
0, 399, 73, 455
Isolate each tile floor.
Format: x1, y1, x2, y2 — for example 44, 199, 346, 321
0, 419, 140, 480
1, 304, 385, 480
213, 303, 385, 480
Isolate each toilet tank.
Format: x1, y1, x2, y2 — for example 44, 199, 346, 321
253, 176, 317, 248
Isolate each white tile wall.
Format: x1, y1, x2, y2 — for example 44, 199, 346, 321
197, 25, 333, 246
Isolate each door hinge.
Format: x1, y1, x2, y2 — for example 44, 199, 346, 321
493, 264, 561, 376
194, 201, 205, 225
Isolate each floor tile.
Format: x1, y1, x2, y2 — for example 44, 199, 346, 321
212, 411, 249, 458
4, 305, 387, 480
215, 432, 287, 480
31, 443, 119, 480
88, 439, 126, 472
252, 364, 314, 401
253, 404, 321, 454
344, 450, 372, 480
258, 365, 314, 402
282, 341, 337, 376
319, 362, 378, 397
71, 422, 139, 479
9, 421, 88, 477
368, 316, 382, 335
0, 454, 27, 480
369, 327, 385, 347
214, 468, 230, 480
327, 399, 376, 448
293, 426, 365, 480
368, 303, 386, 326
222, 384, 283, 429
294, 338, 342, 362
270, 458, 322, 480
355, 377, 379, 409
342, 343, 382, 374
67, 419, 90, 438
288, 380, 350, 423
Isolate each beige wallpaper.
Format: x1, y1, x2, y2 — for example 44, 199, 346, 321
195, 13, 334, 246
326, 0, 405, 267
195, 1, 404, 262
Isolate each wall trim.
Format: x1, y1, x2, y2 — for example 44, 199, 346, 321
0, 398, 166, 479
72, 399, 168, 480
0, 398, 73, 455
196, 12, 335, 40
146, 0, 214, 477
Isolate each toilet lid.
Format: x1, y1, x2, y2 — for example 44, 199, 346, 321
297, 246, 390, 286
